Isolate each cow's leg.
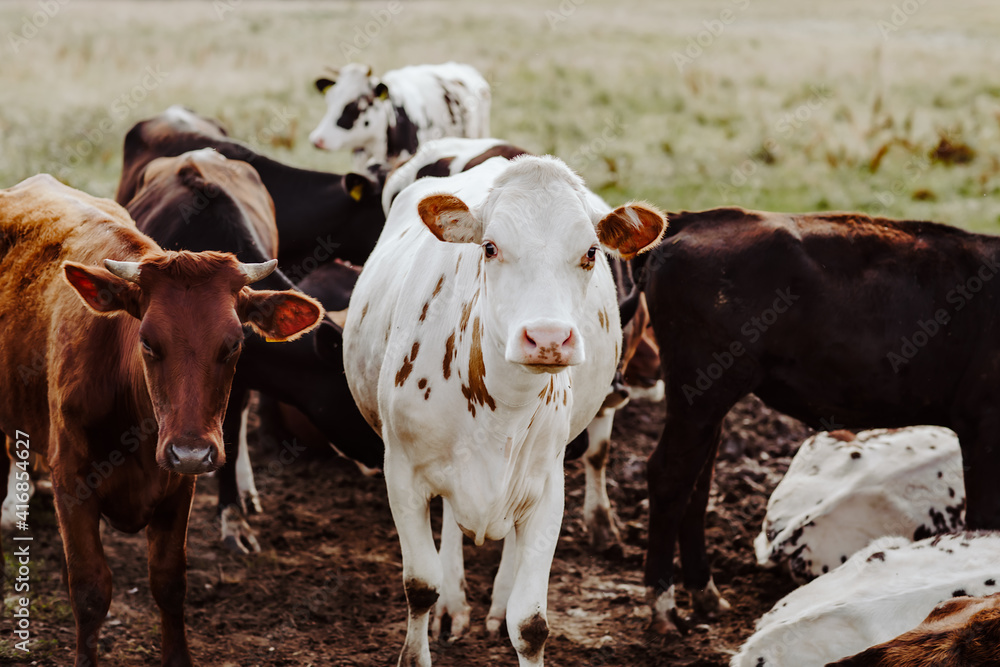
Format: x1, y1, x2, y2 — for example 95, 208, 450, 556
235, 401, 262, 515
432, 498, 471, 642
506, 471, 565, 667
219, 389, 260, 554
679, 431, 730, 618
146, 477, 196, 667
955, 421, 1000, 530
645, 412, 725, 634
486, 531, 517, 637
53, 477, 112, 667
385, 462, 440, 667
0, 440, 31, 533
582, 407, 622, 555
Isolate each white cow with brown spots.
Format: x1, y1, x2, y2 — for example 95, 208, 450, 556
343, 155, 665, 666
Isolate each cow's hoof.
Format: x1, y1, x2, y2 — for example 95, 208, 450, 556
485, 614, 506, 639
242, 490, 263, 516
220, 505, 261, 555
691, 578, 731, 619
431, 599, 471, 643
585, 508, 623, 557
648, 607, 690, 635
647, 584, 691, 635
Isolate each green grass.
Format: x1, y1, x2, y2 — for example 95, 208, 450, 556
2, 0, 1000, 231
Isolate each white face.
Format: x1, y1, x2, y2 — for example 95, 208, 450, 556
479, 185, 602, 372
309, 64, 384, 152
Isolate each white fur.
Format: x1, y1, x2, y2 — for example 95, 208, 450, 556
732, 532, 1000, 667
310, 62, 491, 170
755, 426, 965, 582
344, 155, 652, 665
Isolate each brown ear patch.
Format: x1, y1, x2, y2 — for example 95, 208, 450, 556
418, 194, 479, 244
240, 289, 324, 342
63, 262, 141, 317
597, 203, 667, 260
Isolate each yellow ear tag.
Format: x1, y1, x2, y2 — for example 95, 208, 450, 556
350, 184, 364, 201
264, 335, 285, 343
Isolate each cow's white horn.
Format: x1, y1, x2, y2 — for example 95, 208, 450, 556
239, 259, 278, 285
104, 259, 142, 283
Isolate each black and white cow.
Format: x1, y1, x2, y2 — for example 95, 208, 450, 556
343, 155, 665, 666
310, 62, 491, 170
755, 426, 965, 582
732, 532, 1000, 666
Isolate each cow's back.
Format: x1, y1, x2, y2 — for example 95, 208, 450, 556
0, 175, 153, 448
384, 63, 491, 142
645, 208, 997, 428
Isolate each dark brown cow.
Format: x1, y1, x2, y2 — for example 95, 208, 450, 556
0, 175, 322, 666
635, 207, 1000, 633
828, 593, 1000, 666
116, 105, 386, 272
123, 149, 384, 553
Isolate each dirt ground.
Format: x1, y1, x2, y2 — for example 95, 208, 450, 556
1, 394, 813, 666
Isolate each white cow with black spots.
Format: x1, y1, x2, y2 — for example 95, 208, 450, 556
755, 426, 965, 582
310, 62, 491, 171
343, 155, 665, 666
732, 531, 1000, 667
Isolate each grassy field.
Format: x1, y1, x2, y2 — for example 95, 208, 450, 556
2, 0, 1000, 231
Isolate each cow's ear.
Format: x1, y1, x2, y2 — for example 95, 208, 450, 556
343, 172, 375, 202
312, 319, 344, 366
374, 82, 390, 101
595, 202, 667, 260
418, 194, 482, 244
238, 289, 324, 342
315, 77, 336, 94
63, 262, 142, 318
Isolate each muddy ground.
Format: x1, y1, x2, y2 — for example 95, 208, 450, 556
1, 394, 813, 666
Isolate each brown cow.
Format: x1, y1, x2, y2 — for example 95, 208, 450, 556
635, 206, 1000, 634
828, 593, 1000, 666
0, 174, 322, 666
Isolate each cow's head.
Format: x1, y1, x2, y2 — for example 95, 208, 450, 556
63, 251, 323, 474
310, 63, 388, 154
417, 155, 666, 372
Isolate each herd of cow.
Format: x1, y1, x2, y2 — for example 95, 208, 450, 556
1, 60, 1000, 667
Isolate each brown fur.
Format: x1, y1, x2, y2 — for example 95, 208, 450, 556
828, 594, 1000, 666
597, 203, 667, 260
0, 175, 308, 667
462, 317, 496, 417
464, 144, 530, 170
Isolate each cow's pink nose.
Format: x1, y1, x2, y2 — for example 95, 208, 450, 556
312, 136, 326, 149
518, 325, 578, 366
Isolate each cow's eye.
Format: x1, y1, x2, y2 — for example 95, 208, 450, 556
483, 241, 498, 259
587, 246, 598, 261
140, 337, 159, 359
223, 339, 242, 361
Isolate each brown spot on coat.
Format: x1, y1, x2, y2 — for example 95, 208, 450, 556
359, 302, 369, 325
419, 302, 429, 322
394, 341, 420, 387
517, 613, 549, 661
443, 331, 456, 380
597, 309, 606, 330
404, 578, 439, 615
462, 317, 496, 416
432, 274, 445, 299
418, 378, 427, 389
